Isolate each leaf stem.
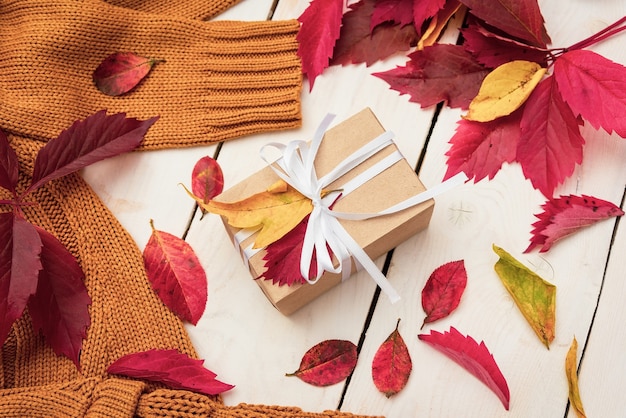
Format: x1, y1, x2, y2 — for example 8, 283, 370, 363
565, 16, 626, 52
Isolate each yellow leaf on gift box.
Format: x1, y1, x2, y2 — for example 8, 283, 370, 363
565, 337, 587, 418
492, 244, 556, 348
465, 60, 546, 122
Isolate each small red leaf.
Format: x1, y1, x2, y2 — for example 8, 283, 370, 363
419, 327, 510, 410
191, 156, 224, 205
28, 226, 91, 368
372, 319, 412, 397
525, 194, 624, 253
143, 220, 207, 325
421, 260, 467, 328
0, 129, 19, 194
297, 0, 344, 90
0, 212, 42, 345
287, 339, 358, 386
93, 52, 162, 96
107, 349, 234, 395
29, 111, 158, 192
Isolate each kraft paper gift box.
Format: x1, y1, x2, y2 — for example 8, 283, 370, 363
215, 108, 435, 315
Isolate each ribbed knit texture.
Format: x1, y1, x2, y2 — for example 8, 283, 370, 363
0, 1, 378, 417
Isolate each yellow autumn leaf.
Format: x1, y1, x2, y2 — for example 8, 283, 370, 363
417, 2, 463, 50
566, 337, 587, 418
465, 60, 547, 122
492, 244, 556, 348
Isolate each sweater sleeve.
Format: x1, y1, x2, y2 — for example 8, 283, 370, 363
0, 0, 302, 150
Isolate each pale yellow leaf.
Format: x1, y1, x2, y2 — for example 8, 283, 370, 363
565, 337, 587, 418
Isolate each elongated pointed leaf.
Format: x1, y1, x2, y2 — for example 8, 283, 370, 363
191, 156, 224, 205
493, 244, 556, 348
372, 319, 412, 397
0, 213, 42, 345
108, 349, 234, 395
0, 130, 19, 193
287, 340, 358, 386
565, 337, 587, 418
143, 221, 207, 325
28, 226, 91, 368
93, 52, 162, 96
29, 111, 158, 192
419, 327, 510, 410
421, 260, 467, 327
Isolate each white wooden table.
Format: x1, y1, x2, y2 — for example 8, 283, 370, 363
82, 1, 626, 417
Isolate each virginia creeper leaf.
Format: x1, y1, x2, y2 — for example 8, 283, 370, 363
93, 52, 162, 96
0, 129, 18, 193
297, 0, 344, 90
412, 0, 447, 35
525, 194, 624, 253
28, 225, 91, 368
517, 75, 585, 197
418, 327, 510, 410
421, 260, 467, 328
492, 244, 556, 348
444, 109, 521, 182
0, 212, 42, 345
371, 0, 414, 31
143, 220, 207, 325
107, 349, 234, 395
465, 60, 547, 122
565, 337, 587, 418
286, 339, 358, 386
191, 156, 224, 206
29, 111, 158, 192
554, 49, 626, 138
332, 0, 418, 67
459, 0, 550, 47
374, 44, 489, 109
417, 1, 463, 50
372, 319, 412, 397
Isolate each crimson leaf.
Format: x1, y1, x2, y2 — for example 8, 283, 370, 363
93, 52, 161, 96
28, 111, 158, 192
287, 340, 358, 386
372, 319, 412, 397
421, 260, 467, 327
371, 0, 414, 31
0, 129, 19, 194
28, 225, 91, 368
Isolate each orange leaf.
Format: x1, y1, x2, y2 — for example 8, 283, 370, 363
565, 337, 587, 418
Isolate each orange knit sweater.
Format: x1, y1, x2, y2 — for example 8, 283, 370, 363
0, 1, 377, 416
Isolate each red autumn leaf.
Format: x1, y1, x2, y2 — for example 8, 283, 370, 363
107, 349, 234, 395
371, 0, 414, 31
444, 109, 521, 182
553, 49, 626, 138
332, 0, 418, 67
372, 319, 412, 397
29, 110, 158, 193
0, 212, 42, 345
517, 76, 585, 197
297, 0, 344, 90
28, 225, 91, 368
93, 52, 162, 96
191, 156, 224, 205
419, 327, 510, 410
287, 339, 358, 386
374, 44, 489, 109
525, 194, 624, 253
0, 129, 18, 194
421, 260, 467, 328
412, 0, 447, 35
460, 0, 550, 48
143, 220, 207, 325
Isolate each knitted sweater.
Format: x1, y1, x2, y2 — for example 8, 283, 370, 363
0, 1, 376, 417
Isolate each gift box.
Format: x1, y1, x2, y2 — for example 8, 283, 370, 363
215, 108, 435, 315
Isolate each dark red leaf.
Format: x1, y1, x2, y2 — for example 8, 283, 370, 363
412, 0, 447, 35
287, 339, 358, 386
374, 44, 489, 109
525, 194, 624, 253
517, 76, 585, 197
419, 327, 510, 410
332, 0, 418, 67
28, 225, 91, 368
421, 260, 467, 328
93, 52, 162, 96
372, 319, 412, 397
371, 0, 414, 31
297, 0, 344, 90
554, 49, 626, 138
460, 0, 550, 47
0, 129, 19, 194
0, 212, 42, 345
107, 349, 234, 395
444, 109, 521, 182
191, 156, 224, 205
29, 111, 158, 192
143, 220, 207, 325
